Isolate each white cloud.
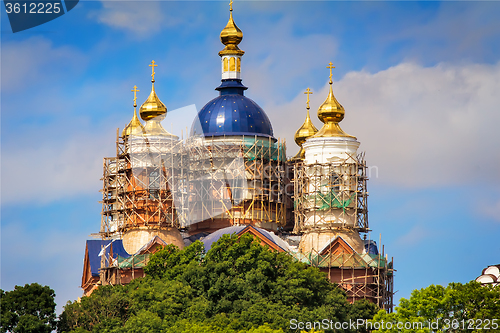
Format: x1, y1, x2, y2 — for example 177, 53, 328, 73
268, 61, 500, 188
1, 37, 86, 92
386, 3, 500, 64
88, 1, 177, 37
1, 132, 113, 205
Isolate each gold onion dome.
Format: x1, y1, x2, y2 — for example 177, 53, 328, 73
292, 88, 318, 160
219, 1, 244, 56
139, 61, 177, 138
139, 61, 167, 122
314, 62, 356, 139
122, 85, 145, 137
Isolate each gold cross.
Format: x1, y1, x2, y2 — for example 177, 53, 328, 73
229, 0, 233, 11
149, 60, 158, 82
304, 88, 313, 109
327, 62, 335, 82
131, 85, 139, 106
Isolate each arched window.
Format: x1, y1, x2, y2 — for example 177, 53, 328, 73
236, 58, 241, 72
223, 58, 229, 72
229, 57, 236, 71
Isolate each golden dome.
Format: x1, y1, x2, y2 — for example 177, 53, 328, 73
140, 85, 167, 121
123, 86, 145, 138
139, 60, 167, 122
292, 88, 318, 160
123, 109, 144, 137
317, 81, 344, 124
219, 1, 244, 56
313, 62, 356, 139
139, 61, 177, 138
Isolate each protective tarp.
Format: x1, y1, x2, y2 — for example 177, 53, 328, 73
117, 254, 150, 269
364, 240, 379, 255
306, 191, 355, 211
295, 252, 387, 269
86, 240, 130, 277
241, 138, 286, 162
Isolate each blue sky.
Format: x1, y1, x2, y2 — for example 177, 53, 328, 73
2, 0, 500, 314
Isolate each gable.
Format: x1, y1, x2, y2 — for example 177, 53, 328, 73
136, 236, 168, 254
237, 225, 285, 252
319, 236, 355, 256
201, 225, 289, 252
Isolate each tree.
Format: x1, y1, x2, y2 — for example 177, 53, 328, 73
0, 283, 57, 333
371, 281, 500, 333
57, 285, 129, 333
59, 234, 378, 332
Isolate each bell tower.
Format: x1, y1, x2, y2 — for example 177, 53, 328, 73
292, 63, 393, 309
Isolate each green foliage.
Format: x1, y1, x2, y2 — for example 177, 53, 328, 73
371, 281, 500, 333
0, 283, 57, 333
59, 234, 378, 333
57, 285, 129, 333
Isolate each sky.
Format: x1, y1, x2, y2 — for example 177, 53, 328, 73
1, 0, 500, 315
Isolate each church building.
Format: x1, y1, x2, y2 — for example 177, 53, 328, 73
81, 2, 394, 311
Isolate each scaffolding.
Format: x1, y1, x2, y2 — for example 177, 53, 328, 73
293, 153, 369, 233
99, 252, 150, 287
100, 132, 287, 237
296, 249, 394, 311
98, 128, 393, 309
100, 130, 188, 238
186, 135, 287, 233
292, 153, 394, 311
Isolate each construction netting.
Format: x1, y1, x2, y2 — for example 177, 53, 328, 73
240, 137, 286, 162
302, 191, 356, 211
295, 252, 388, 269
117, 254, 150, 269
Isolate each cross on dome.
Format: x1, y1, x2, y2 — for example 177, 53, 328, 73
304, 88, 313, 110
327, 62, 335, 84
149, 60, 157, 82
131, 85, 139, 107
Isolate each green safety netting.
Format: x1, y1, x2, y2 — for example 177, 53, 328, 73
295, 252, 387, 269
301, 191, 355, 211
240, 138, 286, 162
117, 254, 150, 269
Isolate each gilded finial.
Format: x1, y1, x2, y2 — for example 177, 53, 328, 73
304, 87, 313, 110
131, 85, 139, 107
219, 0, 244, 56
292, 88, 318, 160
313, 62, 356, 139
149, 60, 157, 83
327, 62, 335, 84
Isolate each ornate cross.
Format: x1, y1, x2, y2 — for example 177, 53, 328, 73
131, 85, 139, 107
304, 88, 313, 109
327, 62, 335, 82
149, 60, 157, 82
229, 0, 233, 11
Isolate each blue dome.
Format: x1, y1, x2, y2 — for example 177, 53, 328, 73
191, 79, 274, 139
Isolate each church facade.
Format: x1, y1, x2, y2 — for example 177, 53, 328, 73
81, 3, 394, 311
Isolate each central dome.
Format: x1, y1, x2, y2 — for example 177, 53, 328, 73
191, 79, 274, 139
